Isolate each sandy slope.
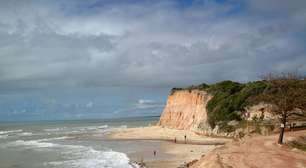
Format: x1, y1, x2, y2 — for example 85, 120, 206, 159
191, 130, 306, 168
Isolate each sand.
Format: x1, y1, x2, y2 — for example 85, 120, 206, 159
108, 126, 306, 168
191, 130, 306, 168
107, 126, 231, 145
127, 141, 218, 168
107, 126, 231, 167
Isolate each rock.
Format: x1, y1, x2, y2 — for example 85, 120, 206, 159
234, 128, 245, 139
228, 120, 239, 126
158, 90, 212, 130
212, 125, 219, 135
244, 103, 276, 121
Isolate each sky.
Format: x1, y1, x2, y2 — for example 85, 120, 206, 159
0, 0, 306, 121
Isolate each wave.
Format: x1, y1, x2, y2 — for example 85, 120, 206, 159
44, 127, 67, 132
138, 99, 155, 104
3, 137, 134, 168
18, 132, 33, 136
4, 140, 57, 148
43, 125, 109, 134
47, 148, 134, 168
2, 136, 68, 148
0, 129, 23, 135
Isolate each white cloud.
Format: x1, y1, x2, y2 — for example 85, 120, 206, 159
0, 0, 305, 91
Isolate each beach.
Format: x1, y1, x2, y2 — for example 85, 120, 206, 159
107, 126, 306, 168
107, 126, 231, 167
128, 141, 218, 168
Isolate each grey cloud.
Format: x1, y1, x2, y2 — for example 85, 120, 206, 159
0, 0, 305, 91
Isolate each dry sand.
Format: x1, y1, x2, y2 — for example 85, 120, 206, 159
191, 130, 306, 168
107, 126, 230, 145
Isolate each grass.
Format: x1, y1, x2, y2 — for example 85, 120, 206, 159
288, 136, 306, 151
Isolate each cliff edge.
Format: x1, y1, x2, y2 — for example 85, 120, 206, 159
158, 89, 212, 130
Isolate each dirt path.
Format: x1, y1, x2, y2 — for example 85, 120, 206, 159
191, 130, 306, 168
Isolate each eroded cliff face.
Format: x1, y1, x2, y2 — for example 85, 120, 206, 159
244, 103, 276, 121
158, 90, 212, 130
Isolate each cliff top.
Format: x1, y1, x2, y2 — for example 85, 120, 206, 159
169, 78, 306, 131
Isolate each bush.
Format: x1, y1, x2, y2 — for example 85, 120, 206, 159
206, 81, 267, 128
172, 80, 268, 130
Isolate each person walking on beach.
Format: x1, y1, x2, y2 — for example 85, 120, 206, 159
184, 134, 187, 144
153, 150, 156, 157
174, 137, 177, 143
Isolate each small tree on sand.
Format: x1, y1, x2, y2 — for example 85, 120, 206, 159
259, 73, 306, 144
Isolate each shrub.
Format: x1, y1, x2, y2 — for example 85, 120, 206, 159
171, 80, 268, 130
206, 81, 267, 128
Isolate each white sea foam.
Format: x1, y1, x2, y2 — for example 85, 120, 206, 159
4, 140, 57, 148
2, 136, 68, 148
44, 128, 67, 132
0, 129, 23, 135
3, 136, 133, 168
43, 125, 109, 134
18, 132, 33, 136
37, 136, 69, 142
97, 125, 108, 129
119, 125, 127, 129
47, 147, 133, 168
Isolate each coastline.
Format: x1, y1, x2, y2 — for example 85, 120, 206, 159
107, 126, 231, 144
107, 126, 306, 168
128, 141, 218, 168
107, 126, 231, 167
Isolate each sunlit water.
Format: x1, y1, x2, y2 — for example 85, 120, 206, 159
0, 116, 159, 168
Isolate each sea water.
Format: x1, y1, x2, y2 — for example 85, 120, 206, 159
0, 116, 159, 168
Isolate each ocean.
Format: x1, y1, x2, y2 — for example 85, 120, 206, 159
0, 116, 160, 168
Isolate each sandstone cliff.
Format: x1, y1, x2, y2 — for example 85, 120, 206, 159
158, 89, 212, 130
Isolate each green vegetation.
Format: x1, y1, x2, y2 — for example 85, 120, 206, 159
205, 80, 267, 129
172, 76, 306, 135
175, 80, 268, 130
288, 136, 306, 151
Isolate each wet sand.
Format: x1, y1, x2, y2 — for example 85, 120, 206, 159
127, 140, 219, 168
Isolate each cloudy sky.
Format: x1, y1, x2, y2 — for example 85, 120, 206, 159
0, 0, 305, 91
0, 0, 306, 121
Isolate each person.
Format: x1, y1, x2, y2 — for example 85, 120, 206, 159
184, 134, 187, 144
174, 137, 177, 143
153, 150, 156, 157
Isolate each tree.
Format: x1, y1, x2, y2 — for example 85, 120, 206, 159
258, 73, 306, 144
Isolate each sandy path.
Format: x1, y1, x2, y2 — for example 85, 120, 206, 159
191, 130, 306, 168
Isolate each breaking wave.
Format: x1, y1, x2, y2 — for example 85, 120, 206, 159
2, 137, 134, 168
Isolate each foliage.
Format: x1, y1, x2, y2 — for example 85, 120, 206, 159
255, 73, 306, 144
205, 80, 267, 128
288, 136, 306, 151
170, 73, 305, 135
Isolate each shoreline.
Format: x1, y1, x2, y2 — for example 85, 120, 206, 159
107, 126, 231, 168
107, 126, 306, 168
107, 126, 231, 143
